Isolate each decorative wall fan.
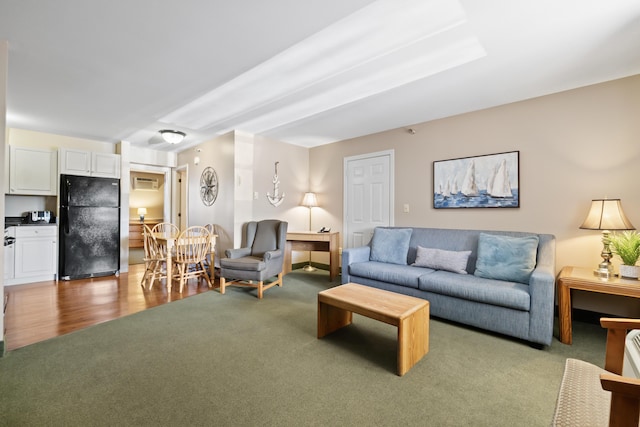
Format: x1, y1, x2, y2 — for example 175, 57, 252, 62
200, 167, 218, 206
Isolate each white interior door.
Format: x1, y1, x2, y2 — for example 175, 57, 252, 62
343, 150, 394, 249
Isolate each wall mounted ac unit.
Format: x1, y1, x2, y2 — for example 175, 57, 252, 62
132, 176, 159, 191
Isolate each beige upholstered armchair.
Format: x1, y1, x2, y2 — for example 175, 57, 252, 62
219, 219, 288, 299
552, 318, 640, 427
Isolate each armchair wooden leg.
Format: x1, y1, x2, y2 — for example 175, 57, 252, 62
277, 272, 283, 287
258, 281, 264, 299
220, 277, 226, 294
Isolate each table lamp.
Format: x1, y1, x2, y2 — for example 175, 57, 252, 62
579, 199, 635, 278
301, 192, 318, 272
137, 207, 147, 223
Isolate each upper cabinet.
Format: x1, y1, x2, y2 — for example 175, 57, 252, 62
8, 146, 58, 196
60, 148, 120, 178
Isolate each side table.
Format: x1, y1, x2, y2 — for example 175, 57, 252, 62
557, 266, 640, 344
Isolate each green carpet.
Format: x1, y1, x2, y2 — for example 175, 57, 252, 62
0, 271, 606, 426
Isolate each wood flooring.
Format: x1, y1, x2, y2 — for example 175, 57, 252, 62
3, 264, 215, 352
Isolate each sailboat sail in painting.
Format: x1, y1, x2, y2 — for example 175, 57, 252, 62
487, 159, 512, 198
461, 160, 479, 197
433, 151, 519, 209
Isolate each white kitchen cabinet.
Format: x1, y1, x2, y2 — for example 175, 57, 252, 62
8, 146, 58, 195
60, 148, 120, 178
10, 226, 57, 284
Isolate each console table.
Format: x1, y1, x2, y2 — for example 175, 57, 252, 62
557, 266, 640, 344
284, 231, 340, 281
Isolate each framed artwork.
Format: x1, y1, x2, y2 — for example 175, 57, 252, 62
433, 151, 519, 209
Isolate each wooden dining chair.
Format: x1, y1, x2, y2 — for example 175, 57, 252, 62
151, 222, 179, 236
151, 222, 179, 259
141, 224, 167, 289
172, 226, 212, 292
203, 223, 218, 277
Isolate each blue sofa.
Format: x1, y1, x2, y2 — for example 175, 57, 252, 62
341, 227, 556, 346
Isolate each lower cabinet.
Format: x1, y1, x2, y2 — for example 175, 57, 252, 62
6, 226, 57, 285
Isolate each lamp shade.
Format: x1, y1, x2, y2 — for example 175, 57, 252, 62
301, 192, 318, 208
579, 199, 635, 230
159, 129, 186, 144
137, 207, 147, 216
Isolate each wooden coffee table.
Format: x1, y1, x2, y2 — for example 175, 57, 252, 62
317, 283, 429, 376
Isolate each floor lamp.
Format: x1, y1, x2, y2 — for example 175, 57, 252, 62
302, 192, 318, 272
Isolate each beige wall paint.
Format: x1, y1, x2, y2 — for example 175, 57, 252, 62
129, 171, 165, 221
253, 134, 310, 264
311, 74, 640, 315
177, 132, 310, 262
8, 128, 115, 153
177, 132, 236, 256
1, 40, 8, 350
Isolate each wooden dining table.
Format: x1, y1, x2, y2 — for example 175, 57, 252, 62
152, 231, 217, 291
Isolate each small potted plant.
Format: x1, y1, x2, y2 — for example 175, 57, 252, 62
609, 230, 640, 279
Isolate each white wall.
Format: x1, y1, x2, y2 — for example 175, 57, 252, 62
311, 74, 640, 316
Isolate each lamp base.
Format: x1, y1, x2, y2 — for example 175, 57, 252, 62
593, 261, 614, 279
302, 264, 316, 272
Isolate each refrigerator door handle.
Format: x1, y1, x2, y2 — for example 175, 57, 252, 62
64, 178, 71, 207
63, 206, 70, 234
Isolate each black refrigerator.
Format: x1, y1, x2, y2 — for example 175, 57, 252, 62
59, 174, 120, 280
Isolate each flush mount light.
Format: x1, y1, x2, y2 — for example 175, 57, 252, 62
159, 129, 186, 144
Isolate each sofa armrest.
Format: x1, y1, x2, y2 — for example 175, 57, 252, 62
527, 235, 556, 345
341, 246, 371, 284
225, 247, 252, 259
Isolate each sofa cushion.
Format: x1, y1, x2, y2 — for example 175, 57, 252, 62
474, 233, 539, 284
348, 261, 431, 289
369, 227, 412, 265
418, 271, 531, 311
413, 246, 471, 274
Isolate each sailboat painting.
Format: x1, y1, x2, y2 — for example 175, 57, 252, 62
433, 151, 519, 209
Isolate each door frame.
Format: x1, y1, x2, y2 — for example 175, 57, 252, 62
173, 164, 189, 229
343, 149, 394, 249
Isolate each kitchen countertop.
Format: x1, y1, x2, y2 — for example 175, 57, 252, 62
5, 217, 56, 228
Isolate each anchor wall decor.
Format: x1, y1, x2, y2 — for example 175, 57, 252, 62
267, 161, 285, 207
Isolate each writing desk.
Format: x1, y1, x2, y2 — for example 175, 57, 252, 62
284, 231, 340, 281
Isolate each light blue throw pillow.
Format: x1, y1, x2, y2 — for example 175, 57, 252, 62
474, 233, 539, 284
369, 228, 412, 265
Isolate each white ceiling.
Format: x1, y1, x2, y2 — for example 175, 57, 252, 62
1, 0, 640, 152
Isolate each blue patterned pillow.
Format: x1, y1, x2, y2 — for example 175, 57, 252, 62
474, 233, 539, 284
369, 228, 412, 265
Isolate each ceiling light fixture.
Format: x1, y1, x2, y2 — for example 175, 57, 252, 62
159, 129, 186, 144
